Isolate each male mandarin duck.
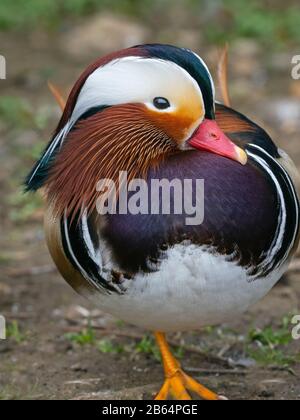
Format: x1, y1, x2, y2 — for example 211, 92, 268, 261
26, 44, 299, 400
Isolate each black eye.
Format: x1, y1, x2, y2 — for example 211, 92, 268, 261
153, 97, 170, 110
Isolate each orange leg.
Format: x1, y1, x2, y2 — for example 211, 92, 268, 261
154, 332, 227, 400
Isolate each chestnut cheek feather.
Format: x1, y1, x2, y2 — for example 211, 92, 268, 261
46, 104, 176, 219
46, 102, 208, 219
146, 109, 201, 146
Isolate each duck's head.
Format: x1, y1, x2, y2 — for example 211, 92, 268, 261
26, 44, 247, 216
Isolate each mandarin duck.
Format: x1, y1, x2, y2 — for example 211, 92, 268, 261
26, 44, 299, 400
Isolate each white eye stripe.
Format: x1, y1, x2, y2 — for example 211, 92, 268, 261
70, 56, 204, 123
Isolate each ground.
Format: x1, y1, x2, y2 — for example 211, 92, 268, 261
1, 8, 300, 400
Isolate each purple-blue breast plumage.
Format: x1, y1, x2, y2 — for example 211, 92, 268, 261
102, 150, 278, 274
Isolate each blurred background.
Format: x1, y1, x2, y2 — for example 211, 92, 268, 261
0, 0, 300, 400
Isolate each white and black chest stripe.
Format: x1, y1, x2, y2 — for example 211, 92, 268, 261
246, 143, 299, 278
60, 212, 124, 295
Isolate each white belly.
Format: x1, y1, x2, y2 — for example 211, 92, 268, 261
92, 244, 285, 332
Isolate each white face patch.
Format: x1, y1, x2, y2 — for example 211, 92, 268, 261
71, 57, 205, 128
